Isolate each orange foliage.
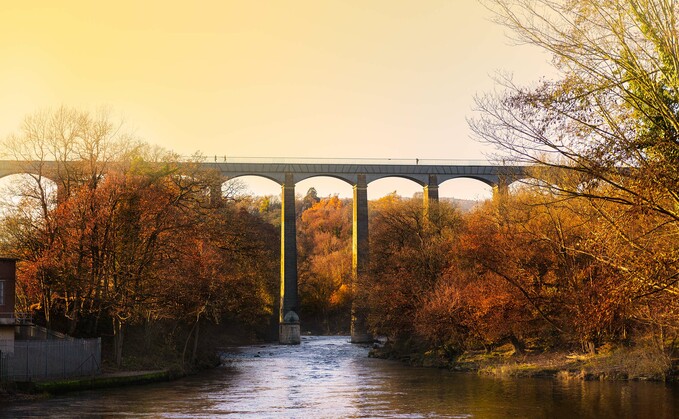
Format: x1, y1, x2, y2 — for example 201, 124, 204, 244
297, 196, 352, 333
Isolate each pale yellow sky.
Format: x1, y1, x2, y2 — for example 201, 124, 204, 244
0, 1, 554, 198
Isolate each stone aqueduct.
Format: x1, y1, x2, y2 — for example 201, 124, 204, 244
0, 159, 528, 344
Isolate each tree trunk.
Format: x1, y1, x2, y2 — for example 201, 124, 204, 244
182, 315, 200, 369
43, 299, 51, 328
143, 312, 153, 352
508, 334, 525, 355
113, 316, 125, 367
67, 298, 81, 335
91, 306, 102, 335
41, 285, 51, 328
192, 319, 200, 364
583, 340, 596, 354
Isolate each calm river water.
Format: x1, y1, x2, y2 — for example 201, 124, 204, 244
2, 335, 678, 418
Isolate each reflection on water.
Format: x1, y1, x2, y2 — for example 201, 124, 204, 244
1, 336, 678, 418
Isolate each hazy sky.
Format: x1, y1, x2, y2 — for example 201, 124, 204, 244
0, 1, 554, 198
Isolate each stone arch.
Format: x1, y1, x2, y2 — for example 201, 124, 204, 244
0, 170, 58, 185
438, 174, 498, 188
293, 173, 356, 186
367, 174, 428, 186
223, 173, 284, 186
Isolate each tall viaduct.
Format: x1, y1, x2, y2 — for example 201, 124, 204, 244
0, 158, 529, 344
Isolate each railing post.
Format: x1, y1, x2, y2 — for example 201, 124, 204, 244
279, 173, 300, 344
351, 174, 372, 343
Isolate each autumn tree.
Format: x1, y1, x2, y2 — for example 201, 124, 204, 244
155, 203, 279, 366
0, 107, 280, 368
458, 191, 633, 352
0, 106, 137, 328
104, 159, 217, 365
301, 187, 321, 212
366, 194, 462, 346
473, 0, 679, 351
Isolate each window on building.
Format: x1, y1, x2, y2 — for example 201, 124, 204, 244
0, 280, 4, 306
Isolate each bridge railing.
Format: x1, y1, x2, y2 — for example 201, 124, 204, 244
180, 156, 524, 166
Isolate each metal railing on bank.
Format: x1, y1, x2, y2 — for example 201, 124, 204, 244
0, 338, 101, 382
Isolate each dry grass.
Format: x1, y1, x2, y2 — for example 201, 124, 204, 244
457, 343, 673, 381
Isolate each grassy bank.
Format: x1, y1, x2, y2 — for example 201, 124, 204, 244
370, 342, 679, 382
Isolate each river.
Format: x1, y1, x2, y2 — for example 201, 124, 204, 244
1, 335, 678, 418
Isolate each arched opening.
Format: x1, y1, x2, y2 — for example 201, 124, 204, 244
439, 177, 493, 210
223, 175, 281, 198
0, 173, 58, 217
367, 177, 423, 200
294, 176, 353, 335
222, 175, 282, 225
295, 176, 353, 199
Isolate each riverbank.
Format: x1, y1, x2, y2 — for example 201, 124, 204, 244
370, 342, 678, 382
2, 336, 676, 417
0, 369, 179, 403
0, 323, 263, 404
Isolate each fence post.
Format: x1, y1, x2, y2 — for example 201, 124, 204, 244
26, 344, 29, 381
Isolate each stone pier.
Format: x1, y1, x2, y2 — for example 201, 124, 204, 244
279, 173, 300, 344
351, 174, 372, 343
423, 174, 439, 220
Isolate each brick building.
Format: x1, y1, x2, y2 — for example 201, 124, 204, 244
0, 258, 17, 352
